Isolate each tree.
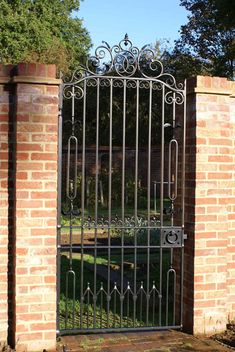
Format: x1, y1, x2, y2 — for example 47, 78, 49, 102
0, 0, 91, 73
169, 0, 235, 79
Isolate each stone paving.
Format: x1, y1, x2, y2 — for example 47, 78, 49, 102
58, 330, 232, 352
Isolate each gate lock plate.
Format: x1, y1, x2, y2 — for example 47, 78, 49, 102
161, 227, 184, 247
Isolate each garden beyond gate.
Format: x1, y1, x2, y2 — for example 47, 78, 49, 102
57, 35, 187, 334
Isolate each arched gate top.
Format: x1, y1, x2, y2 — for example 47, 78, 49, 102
63, 34, 185, 92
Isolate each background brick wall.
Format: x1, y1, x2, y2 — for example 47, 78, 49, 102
184, 76, 235, 334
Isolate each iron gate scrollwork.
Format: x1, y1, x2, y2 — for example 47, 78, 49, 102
57, 35, 187, 334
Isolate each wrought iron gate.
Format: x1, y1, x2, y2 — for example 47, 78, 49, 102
57, 35, 186, 334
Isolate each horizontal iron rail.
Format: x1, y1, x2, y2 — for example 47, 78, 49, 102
59, 226, 181, 230
62, 75, 185, 94
58, 325, 182, 336
59, 245, 184, 250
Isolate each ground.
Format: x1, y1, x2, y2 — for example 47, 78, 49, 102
212, 323, 235, 349
57, 330, 233, 352
1, 329, 234, 351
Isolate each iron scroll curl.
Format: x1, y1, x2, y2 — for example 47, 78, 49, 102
62, 34, 185, 93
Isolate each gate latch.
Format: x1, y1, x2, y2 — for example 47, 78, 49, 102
161, 227, 185, 247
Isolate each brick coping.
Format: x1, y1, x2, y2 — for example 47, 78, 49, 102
0, 76, 61, 85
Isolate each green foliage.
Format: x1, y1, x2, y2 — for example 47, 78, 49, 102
169, 0, 235, 79
0, 0, 91, 73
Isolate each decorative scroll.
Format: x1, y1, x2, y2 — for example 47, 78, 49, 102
164, 90, 184, 105
63, 34, 184, 92
82, 214, 160, 229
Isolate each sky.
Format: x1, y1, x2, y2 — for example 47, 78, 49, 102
77, 0, 189, 54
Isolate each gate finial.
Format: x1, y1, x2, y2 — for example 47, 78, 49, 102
124, 33, 129, 45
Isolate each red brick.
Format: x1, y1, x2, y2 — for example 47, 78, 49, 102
31, 153, 57, 161
32, 96, 58, 105
208, 155, 233, 163
30, 323, 55, 331
46, 65, 56, 78
196, 300, 216, 308
17, 85, 45, 94
17, 123, 43, 132
17, 143, 43, 152
45, 124, 57, 132
208, 172, 232, 179
17, 63, 28, 76
31, 191, 57, 199
16, 181, 42, 189
209, 138, 233, 146
17, 114, 30, 122
31, 172, 56, 180
31, 210, 56, 218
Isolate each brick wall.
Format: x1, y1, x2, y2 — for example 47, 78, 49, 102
184, 76, 235, 334
0, 63, 60, 351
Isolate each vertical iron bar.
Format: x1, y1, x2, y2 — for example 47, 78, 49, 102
80, 80, 87, 328
140, 283, 143, 325
133, 80, 139, 327
120, 79, 127, 327
152, 282, 156, 326
146, 80, 153, 325
87, 284, 90, 329
154, 182, 157, 213
173, 271, 176, 325
127, 285, 130, 324
181, 83, 186, 242
100, 283, 103, 328
170, 92, 176, 227
166, 269, 169, 325
169, 93, 176, 322
114, 284, 117, 327
67, 86, 77, 328
159, 85, 165, 326
181, 81, 187, 327
93, 78, 100, 328
65, 271, 75, 328
107, 79, 113, 328
56, 79, 63, 333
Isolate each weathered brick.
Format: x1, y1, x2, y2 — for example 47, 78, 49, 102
0, 63, 59, 351
184, 75, 235, 336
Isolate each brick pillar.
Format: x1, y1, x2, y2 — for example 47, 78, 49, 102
184, 76, 235, 335
1, 63, 60, 351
